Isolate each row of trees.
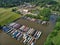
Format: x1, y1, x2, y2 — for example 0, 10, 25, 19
0, 0, 21, 7
38, 0, 60, 12
0, 0, 59, 7
0, 0, 38, 7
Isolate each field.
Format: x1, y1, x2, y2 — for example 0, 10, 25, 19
0, 7, 21, 25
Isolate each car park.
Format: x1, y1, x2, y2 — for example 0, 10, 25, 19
2, 22, 42, 45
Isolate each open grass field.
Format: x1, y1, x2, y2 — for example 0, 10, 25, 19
0, 7, 21, 25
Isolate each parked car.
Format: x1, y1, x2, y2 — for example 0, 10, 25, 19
17, 33, 23, 40
23, 39, 27, 44
12, 31, 19, 38
31, 42, 34, 45
27, 28, 34, 35
13, 24, 21, 29
12, 30, 18, 35
2, 26, 11, 32
9, 23, 16, 27
27, 36, 32, 43
16, 32, 21, 37
42, 21, 47, 25
23, 33, 28, 39
29, 38, 35, 45
31, 30, 37, 36
19, 25, 26, 30
10, 29, 16, 34
23, 27, 29, 32
30, 18, 36, 22
7, 29, 13, 33
34, 31, 42, 39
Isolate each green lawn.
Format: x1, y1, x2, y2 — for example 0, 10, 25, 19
0, 8, 21, 25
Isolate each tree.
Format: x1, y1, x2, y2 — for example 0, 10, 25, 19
45, 39, 54, 45
56, 16, 60, 22
55, 22, 60, 30
39, 8, 51, 21
40, 8, 51, 17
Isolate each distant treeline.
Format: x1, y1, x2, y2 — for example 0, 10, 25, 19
0, 0, 60, 7
0, 0, 37, 7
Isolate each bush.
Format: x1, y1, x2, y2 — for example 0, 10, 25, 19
12, 8, 17, 12
56, 16, 60, 22
45, 39, 54, 45
55, 22, 60, 30
16, 11, 21, 14
25, 14, 40, 19
0, 25, 2, 29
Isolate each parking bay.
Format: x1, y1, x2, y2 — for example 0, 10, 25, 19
0, 18, 55, 45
